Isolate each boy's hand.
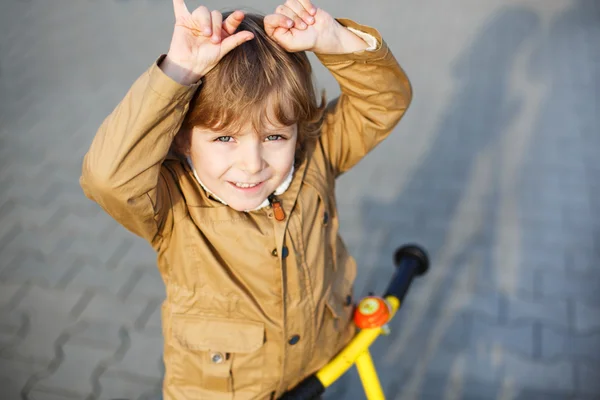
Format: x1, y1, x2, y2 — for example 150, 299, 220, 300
264, 0, 368, 54
161, 0, 254, 85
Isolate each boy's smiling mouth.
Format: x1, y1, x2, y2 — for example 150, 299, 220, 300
228, 181, 266, 192
232, 181, 261, 188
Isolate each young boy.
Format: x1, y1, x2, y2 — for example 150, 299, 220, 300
80, 0, 411, 398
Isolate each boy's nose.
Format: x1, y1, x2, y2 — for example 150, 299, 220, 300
238, 146, 264, 175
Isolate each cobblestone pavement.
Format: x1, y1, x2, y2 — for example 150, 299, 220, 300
1, 0, 599, 399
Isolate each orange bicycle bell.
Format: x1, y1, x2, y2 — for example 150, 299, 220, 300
353, 296, 391, 329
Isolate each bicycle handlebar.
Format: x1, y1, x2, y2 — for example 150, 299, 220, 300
280, 244, 429, 400
383, 244, 429, 302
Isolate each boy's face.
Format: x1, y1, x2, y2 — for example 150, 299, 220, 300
188, 121, 297, 212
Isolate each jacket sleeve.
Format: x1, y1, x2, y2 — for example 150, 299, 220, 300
80, 55, 199, 247
315, 19, 412, 177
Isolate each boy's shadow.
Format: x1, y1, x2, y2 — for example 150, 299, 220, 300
327, 6, 540, 399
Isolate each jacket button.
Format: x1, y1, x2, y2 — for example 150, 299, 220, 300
345, 295, 353, 306
323, 211, 329, 224
271, 248, 278, 257
281, 246, 289, 259
210, 352, 225, 364
288, 335, 300, 345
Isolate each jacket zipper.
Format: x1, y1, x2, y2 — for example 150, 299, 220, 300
268, 194, 286, 221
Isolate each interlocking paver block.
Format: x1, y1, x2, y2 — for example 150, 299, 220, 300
77, 291, 151, 328
382, 312, 471, 367
4, 286, 86, 364
0, 281, 27, 309
124, 269, 165, 301
98, 373, 160, 400
103, 330, 163, 381
542, 326, 600, 363
1, 251, 77, 288
541, 270, 600, 305
59, 259, 143, 298
69, 320, 125, 350
506, 293, 569, 329
468, 316, 535, 357
498, 352, 575, 393
0, 359, 44, 400
573, 300, 600, 333
0, 310, 28, 352
578, 362, 600, 396
29, 339, 119, 398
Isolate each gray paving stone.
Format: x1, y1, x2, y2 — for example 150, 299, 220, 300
0, 358, 42, 400
137, 387, 163, 400
506, 293, 570, 329
541, 270, 600, 305
140, 299, 163, 338
77, 291, 150, 328
103, 330, 163, 381
29, 340, 117, 398
515, 389, 582, 400
0, 281, 27, 308
105, 237, 156, 271
0, 310, 28, 352
391, 278, 502, 327
0, 251, 78, 288
498, 352, 575, 394
577, 362, 600, 396
29, 391, 81, 400
381, 312, 471, 367
468, 316, 536, 358
69, 320, 126, 350
97, 373, 160, 400
563, 244, 598, 273
391, 346, 576, 399
3, 286, 85, 365
394, 373, 503, 400
542, 326, 600, 363
573, 300, 600, 333
474, 260, 539, 297
58, 258, 142, 298
123, 269, 165, 300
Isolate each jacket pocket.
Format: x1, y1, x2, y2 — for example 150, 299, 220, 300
167, 314, 266, 399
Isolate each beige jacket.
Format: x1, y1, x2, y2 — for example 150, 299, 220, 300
80, 19, 411, 400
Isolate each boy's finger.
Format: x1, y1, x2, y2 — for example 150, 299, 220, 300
297, 0, 317, 16
275, 4, 306, 29
190, 6, 212, 36
172, 0, 190, 19
211, 11, 223, 43
263, 13, 293, 36
220, 31, 254, 56
223, 10, 245, 36
284, 0, 315, 25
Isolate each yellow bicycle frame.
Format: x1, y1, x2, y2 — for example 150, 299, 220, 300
315, 296, 401, 400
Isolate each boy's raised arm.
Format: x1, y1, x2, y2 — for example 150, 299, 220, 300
264, 1, 412, 177
315, 19, 412, 177
80, 2, 254, 246
80, 60, 197, 245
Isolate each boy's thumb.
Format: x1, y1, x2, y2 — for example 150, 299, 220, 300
221, 32, 254, 56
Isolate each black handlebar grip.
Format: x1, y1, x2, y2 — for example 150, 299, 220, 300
279, 375, 325, 400
384, 244, 429, 302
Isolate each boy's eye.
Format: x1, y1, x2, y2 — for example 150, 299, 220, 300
266, 134, 284, 141
215, 136, 233, 143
